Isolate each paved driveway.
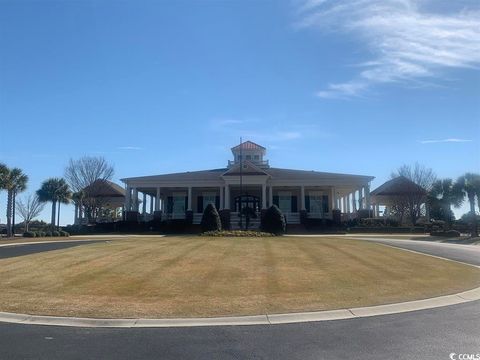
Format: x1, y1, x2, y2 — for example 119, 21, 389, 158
352, 236, 480, 266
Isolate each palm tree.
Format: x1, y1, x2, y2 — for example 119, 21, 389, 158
454, 173, 480, 237
0, 164, 9, 233
56, 185, 72, 230
37, 178, 71, 230
428, 178, 463, 228
2, 167, 28, 237
71, 190, 85, 224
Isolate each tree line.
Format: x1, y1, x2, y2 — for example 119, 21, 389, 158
389, 163, 480, 236
1, 159, 479, 237
0, 157, 114, 237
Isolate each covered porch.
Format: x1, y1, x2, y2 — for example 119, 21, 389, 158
124, 183, 372, 225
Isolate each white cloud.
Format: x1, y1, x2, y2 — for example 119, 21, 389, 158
297, 0, 480, 98
117, 146, 143, 150
419, 138, 472, 144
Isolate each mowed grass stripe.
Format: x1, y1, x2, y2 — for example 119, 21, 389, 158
0, 236, 478, 318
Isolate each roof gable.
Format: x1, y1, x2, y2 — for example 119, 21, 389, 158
231, 141, 266, 151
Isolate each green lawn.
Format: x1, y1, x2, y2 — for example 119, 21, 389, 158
0, 235, 478, 318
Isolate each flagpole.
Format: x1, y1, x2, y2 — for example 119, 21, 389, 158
239, 137, 243, 230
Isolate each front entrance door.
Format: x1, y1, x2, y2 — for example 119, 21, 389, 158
234, 195, 260, 212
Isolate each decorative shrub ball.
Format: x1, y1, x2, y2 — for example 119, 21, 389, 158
261, 205, 286, 235
201, 203, 222, 232
23, 231, 36, 238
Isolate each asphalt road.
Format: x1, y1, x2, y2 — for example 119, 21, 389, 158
0, 238, 478, 360
0, 240, 105, 259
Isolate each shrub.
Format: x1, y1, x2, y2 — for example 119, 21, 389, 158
45, 231, 53, 237
52, 231, 61, 237
59, 230, 70, 237
219, 209, 231, 230
186, 210, 194, 225
261, 205, 286, 235
200, 204, 222, 232
23, 231, 36, 238
37, 231, 46, 237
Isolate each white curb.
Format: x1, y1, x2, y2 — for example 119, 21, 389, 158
0, 286, 478, 328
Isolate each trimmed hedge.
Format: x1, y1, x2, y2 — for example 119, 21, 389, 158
201, 230, 274, 237
23, 231, 36, 238
348, 227, 426, 234
261, 205, 286, 235
200, 204, 222, 232
431, 230, 461, 237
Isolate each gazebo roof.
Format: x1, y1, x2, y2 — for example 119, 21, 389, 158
82, 179, 125, 198
371, 176, 426, 196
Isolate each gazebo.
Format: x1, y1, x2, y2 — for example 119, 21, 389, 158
74, 179, 126, 224
370, 176, 428, 222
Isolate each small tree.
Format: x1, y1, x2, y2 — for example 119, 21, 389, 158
261, 205, 286, 235
16, 194, 45, 232
64, 156, 114, 223
200, 204, 222, 232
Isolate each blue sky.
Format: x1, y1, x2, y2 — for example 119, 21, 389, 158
1, 0, 479, 225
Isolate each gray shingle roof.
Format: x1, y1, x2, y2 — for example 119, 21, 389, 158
121, 167, 373, 183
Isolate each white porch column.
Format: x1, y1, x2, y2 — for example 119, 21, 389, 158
262, 183, 267, 209
142, 193, 147, 215
132, 188, 138, 212
352, 191, 357, 212
359, 188, 364, 209
187, 187, 192, 211
219, 186, 224, 209
330, 187, 336, 210
125, 186, 131, 211
149, 195, 154, 214
225, 185, 230, 210
342, 197, 347, 213
155, 187, 161, 211
346, 193, 351, 213
269, 185, 273, 207
365, 183, 371, 210
300, 186, 306, 211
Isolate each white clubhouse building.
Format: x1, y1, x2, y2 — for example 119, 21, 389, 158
121, 141, 374, 224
